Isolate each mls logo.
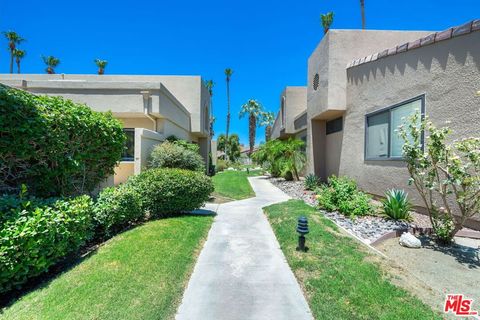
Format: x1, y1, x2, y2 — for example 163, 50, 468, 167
444, 294, 478, 317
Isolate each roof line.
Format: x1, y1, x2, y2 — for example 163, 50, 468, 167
346, 19, 479, 69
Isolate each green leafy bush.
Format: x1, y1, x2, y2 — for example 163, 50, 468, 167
0, 195, 94, 293
149, 141, 205, 172
304, 174, 320, 190
315, 175, 374, 217
93, 185, 144, 237
0, 84, 125, 197
381, 189, 412, 220
126, 168, 213, 217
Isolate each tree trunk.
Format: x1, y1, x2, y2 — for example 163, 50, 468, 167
16, 59, 20, 74
265, 125, 272, 141
9, 50, 14, 74
360, 0, 366, 29
98, 68, 104, 75
225, 79, 231, 161
249, 113, 256, 155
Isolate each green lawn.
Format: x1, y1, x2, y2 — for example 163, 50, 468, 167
264, 200, 441, 320
0, 215, 213, 320
212, 170, 260, 200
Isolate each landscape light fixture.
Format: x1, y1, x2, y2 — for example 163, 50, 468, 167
296, 216, 309, 252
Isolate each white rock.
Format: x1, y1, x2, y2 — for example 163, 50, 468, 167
226, 167, 235, 171
399, 232, 421, 248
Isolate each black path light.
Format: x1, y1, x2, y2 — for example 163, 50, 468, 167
296, 216, 309, 252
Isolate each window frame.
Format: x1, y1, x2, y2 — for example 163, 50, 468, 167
364, 94, 425, 161
122, 128, 135, 162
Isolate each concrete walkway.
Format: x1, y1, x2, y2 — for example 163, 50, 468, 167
176, 176, 313, 320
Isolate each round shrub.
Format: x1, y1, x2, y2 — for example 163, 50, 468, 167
93, 185, 144, 237
126, 168, 213, 217
0, 195, 94, 293
0, 84, 125, 197
149, 141, 205, 172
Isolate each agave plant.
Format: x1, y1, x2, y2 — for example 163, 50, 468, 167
304, 174, 320, 191
381, 189, 412, 220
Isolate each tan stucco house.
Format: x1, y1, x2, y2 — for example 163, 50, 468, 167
272, 19, 480, 228
0, 74, 211, 186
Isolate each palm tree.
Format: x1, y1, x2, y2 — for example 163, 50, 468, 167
42, 55, 60, 74
320, 12, 334, 34
260, 111, 275, 142
3, 31, 25, 74
360, 0, 366, 29
205, 80, 215, 137
239, 99, 263, 155
13, 49, 26, 74
94, 59, 108, 75
224, 68, 233, 160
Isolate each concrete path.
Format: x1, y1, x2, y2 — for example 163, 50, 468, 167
176, 176, 313, 320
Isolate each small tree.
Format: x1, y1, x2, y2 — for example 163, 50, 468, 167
13, 49, 26, 74
320, 12, 334, 34
42, 55, 60, 74
3, 31, 24, 74
94, 59, 108, 75
398, 113, 480, 243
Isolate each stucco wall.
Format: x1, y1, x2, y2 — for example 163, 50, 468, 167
134, 129, 165, 174
325, 129, 343, 178
342, 31, 480, 226
285, 87, 307, 134
114, 162, 134, 185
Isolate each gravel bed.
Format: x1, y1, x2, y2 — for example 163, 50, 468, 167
270, 177, 411, 244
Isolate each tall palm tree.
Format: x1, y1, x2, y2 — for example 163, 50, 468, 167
239, 99, 263, 155
42, 55, 60, 74
205, 80, 215, 137
94, 59, 108, 75
224, 68, 233, 160
3, 31, 25, 74
260, 111, 275, 142
320, 12, 334, 34
360, 0, 366, 29
13, 49, 26, 74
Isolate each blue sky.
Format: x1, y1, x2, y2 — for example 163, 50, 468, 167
1, 0, 477, 145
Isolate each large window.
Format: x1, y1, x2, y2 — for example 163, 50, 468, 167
365, 96, 424, 160
122, 128, 135, 161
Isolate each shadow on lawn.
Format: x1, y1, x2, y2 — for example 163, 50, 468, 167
421, 236, 480, 269
0, 211, 215, 310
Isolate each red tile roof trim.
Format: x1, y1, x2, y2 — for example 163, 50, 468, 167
347, 19, 479, 69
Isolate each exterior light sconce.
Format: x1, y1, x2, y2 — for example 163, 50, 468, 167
296, 216, 309, 252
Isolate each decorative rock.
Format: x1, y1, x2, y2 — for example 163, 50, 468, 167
399, 232, 421, 248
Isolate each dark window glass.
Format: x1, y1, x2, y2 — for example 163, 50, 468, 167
326, 117, 343, 135
122, 129, 135, 161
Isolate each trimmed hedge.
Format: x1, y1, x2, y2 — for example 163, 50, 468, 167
149, 141, 205, 172
93, 185, 143, 237
0, 84, 125, 197
126, 168, 214, 217
0, 195, 93, 293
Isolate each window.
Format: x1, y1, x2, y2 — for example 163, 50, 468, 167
365, 96, 424, 160
326, 117, 343, 135
122, 128, 135, 161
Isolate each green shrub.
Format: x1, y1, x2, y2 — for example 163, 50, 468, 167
93, 185, 144, 237
315, 175, 374, 217
216, 159, 229, 172
126, 168, 213, 217
0, 84, 125, 197
149, 141, 205, 172
0, 195, 94, 293
381, 189, 412, 220
304, 174, 320, 190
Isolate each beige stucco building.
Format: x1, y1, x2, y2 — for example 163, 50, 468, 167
272, 19, 480, 227
0, 74, 211, 185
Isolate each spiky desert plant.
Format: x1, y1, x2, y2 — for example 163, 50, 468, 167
381, 189, 412, 220
94, 59, 108, 75
304, 174, 320, 191
3, 31, 25, 73
13, 49, 26, 74
42, 55, 60, 74
320, 12, 334, 34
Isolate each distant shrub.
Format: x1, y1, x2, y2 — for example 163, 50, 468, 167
216, 159, 230, 172
381, 189, 412, 220
315, 175, 374, 217
149, 141, 205, 172
0, 195, 93, 293
126, 168, 213, 217
0, 84, 125, 197
93, 185, 144, 237
304, 174, 320, 190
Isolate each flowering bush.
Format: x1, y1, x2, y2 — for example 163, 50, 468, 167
398, 113, 480, 243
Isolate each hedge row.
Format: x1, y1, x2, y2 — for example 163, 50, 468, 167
0, 168, 214, 294
0, 84, 125, 197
